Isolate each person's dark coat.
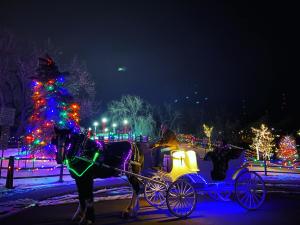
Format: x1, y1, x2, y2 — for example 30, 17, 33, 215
156, 129, 179, 148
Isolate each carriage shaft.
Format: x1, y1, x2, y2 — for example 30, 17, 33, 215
101, 163, 167, 187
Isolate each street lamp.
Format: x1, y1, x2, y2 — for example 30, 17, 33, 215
123, 119, 129, 134
101, 117, 108, 132
93, 121, 99, 138
112, 123, 117, 133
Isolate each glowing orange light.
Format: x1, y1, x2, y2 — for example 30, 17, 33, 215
48, 79, 55, 84
71, 103, 80, 110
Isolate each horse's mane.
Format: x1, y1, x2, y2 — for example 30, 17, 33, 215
66, 132, 102, 160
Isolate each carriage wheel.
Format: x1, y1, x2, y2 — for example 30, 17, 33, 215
166, 179, 197, 218
144, 176, 168, 208
235, 171, 266, 210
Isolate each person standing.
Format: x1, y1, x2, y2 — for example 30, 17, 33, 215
152, 123, 179, 169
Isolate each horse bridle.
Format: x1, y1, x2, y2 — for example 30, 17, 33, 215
55, 133, 71, 162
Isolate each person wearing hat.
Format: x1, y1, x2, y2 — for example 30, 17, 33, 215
151, 123, 179, 170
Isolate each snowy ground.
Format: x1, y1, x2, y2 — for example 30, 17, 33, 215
38, 186, 134, 206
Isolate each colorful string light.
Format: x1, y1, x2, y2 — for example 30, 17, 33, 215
25, 59, 80, 157
250, 124, 275, 160
203, 124, 213, 150
278, 136, 298, 165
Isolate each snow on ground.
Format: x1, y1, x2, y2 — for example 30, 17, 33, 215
1, 148, 23, 157
38, 186, 134, 206
260, 173, 300, 183
0, 148, 73, 197
0, 175, 75, 200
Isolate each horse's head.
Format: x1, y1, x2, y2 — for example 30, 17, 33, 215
52, 126, 72, 164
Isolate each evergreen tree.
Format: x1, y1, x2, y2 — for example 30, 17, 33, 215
24, 56, 80, 156
277, 136, 298, 165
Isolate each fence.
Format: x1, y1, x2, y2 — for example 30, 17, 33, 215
248, 160, 300, 176
0, 136, 150, 189
0, 156, 69, 189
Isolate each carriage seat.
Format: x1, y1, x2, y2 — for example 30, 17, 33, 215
204, 146, 244, 181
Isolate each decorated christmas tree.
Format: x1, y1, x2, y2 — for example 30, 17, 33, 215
25, 55, 80, 156
250, 124, 275, 160
277, 136, 298, 164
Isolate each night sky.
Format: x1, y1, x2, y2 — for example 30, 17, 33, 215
0, 1, 298, 126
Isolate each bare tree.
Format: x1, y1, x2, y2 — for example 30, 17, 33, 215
14, 51, 37, 135
0, 30, 32, 136
66, 56, 100, 123
107, 95, 155, 136
0, 30, 16, 107
156, 103, 181, 131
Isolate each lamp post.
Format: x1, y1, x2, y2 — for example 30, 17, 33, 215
93, 122, 99, 139
101, 117, 107, 132
112, 123, 117, 134
87, 127, 92, 137
123, 119, 128, 134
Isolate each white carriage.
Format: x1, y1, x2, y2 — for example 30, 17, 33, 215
144, 145, 266, 218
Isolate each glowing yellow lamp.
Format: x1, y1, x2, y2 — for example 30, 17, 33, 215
172, 150, 186, 159
186, 150, 199, 172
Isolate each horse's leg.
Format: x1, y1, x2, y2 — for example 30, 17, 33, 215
122, 174, 132, 218
73, 178, 86, 222
129, 175, 140, 217
122, 175, 140, 218
85, 176, 95, 224
123, 146, 144, 218
122, 163, 142, 218
78, 175, 95, 225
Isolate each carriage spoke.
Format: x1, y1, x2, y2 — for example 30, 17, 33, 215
184, 186, 192, 195
158, 192, 164, 202
235, 171, 266, 210
144, 176, 168, 208
252, 192, 259, 204
167, 180, 196, 218
248, 193, 253, 208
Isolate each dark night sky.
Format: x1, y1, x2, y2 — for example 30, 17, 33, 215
0, 0, 298, 124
